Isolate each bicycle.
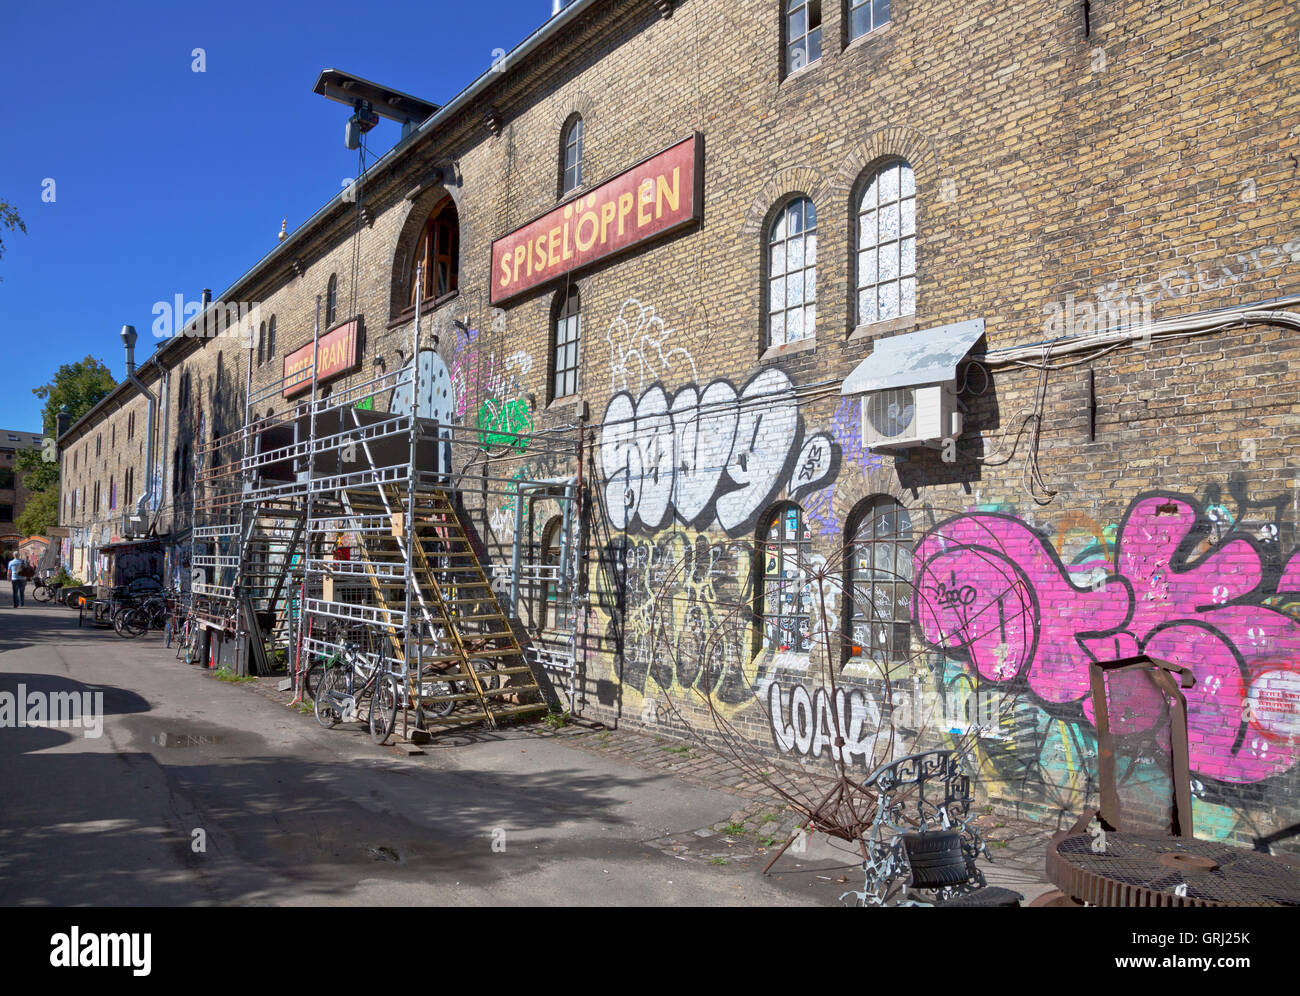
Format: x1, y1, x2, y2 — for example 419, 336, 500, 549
114, 590, 173, 638
32, 578, 63, 603
163, 594, 186, 648
314, 643, 399, 745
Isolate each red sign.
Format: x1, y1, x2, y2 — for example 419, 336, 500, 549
490, 134, 703, 304
283, 318, 361, 398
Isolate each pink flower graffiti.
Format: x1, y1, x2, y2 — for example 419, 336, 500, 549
912, 494, 1300, 785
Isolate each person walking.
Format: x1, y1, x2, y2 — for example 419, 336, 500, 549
8, 551, 27, 608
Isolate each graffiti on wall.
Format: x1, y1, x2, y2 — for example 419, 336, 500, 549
606, 297, 698, 393
910, 490, 1300, 836
600, 368, 837, 535
596, 528, 760, 709
476, 397, 533, 451
766, 679, 883, 767
805, 397, 886, 538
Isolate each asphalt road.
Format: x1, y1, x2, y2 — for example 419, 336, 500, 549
0, 596, 838, 906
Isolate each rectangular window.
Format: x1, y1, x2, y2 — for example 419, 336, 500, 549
0, 504, 12, 523
847, 0, 888, 42
0, 468, 13, 489
552, 294, 581, 400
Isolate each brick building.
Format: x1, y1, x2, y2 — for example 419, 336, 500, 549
58, 0, 1300, 846
0, 429, 43, 549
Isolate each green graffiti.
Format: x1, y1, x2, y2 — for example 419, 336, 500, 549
476, 397, 532, 451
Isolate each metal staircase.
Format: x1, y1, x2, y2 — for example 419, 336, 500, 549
339, 484, 546, 729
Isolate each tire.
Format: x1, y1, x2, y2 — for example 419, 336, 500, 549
471, 658, 501, 693
301, 659, 326, 701
370, 673, 399, 745
183, 629, 201, 666
118, 607, 149, 639
314, 668, 341, 728
419, 668, 456, 718
901, 831, 971, 889
32, 584, 52, 603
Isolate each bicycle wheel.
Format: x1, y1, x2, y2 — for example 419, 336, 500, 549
183, 627, 201, 665
471, 658, 502, 693
301, 658, 327, 701
419, 667, 457, 718
314, 668, 340, 728
118, 607, 149, 639
32, 584, 52, 603
370, 673, 399, 745
164, 618, 175, 647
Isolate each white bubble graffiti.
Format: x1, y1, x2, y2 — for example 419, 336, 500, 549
600, 367, 835, 535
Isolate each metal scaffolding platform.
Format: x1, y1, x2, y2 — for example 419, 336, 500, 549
191, 275, 586, 735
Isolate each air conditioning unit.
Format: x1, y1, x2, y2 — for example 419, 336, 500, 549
861, 382, 963, 450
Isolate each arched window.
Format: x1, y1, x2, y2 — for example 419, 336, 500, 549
326, 273, 338, 327
560, 115, 584, 196
785, 0, 822, 74
267, 315, 276, 359
856, 160, 916, 326
257, 321, 266, 366
539, 516, 564, 629
846, 496, 913, 664
551, 286, 581, 400
409, 196, 460, 307
767, 197, 817, 348
759, 503, 812, 653
847, 0, 889, 42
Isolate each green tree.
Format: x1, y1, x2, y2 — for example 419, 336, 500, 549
16, 488, 57, 536
16, 356, 117, 529
0, 199, 25, 280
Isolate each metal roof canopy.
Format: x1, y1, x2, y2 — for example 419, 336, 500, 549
841, 318, 985, 395
313, 69, 440, 125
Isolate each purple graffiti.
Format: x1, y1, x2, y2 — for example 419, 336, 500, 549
913, 494, 1300, 786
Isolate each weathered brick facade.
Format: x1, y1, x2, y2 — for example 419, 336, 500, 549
59, 0, 1300, 846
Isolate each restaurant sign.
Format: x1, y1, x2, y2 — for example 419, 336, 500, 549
283, 318, 362, 398
490, 133, 703, 304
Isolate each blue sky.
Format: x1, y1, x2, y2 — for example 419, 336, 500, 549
0, 0, 554, 432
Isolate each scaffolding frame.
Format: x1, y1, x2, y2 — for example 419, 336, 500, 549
194, 268, 586, 735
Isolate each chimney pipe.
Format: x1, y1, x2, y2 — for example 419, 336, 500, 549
201, 288, 212, 309
120, 323, 158, 526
